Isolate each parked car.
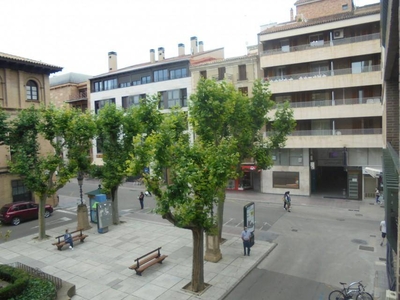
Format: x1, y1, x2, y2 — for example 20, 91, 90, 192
0, 202, 53, 226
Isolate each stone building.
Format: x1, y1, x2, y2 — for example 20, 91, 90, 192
0, 52, 62, 205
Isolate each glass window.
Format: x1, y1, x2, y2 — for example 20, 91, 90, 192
310, 62, 329, 74
275, 95, 291, 104
94, 81, 103, 92
309, 34, 324, 46
11, 180, 32, 202
200, 70, 207, 79
94, 98, 115, 114
96, 138, 103, 154
122, 94, 145, 108
103, 78, 117, 90
272, 149, 290, 165
352, 60, 372, 74
238, 65, 247, 80
218, 67, 226, 80
167, 90, 181, 108
289, 149, 303, 166
238, 87, 248, 95
133, 80, 141, 86
26, 80, 38, 100
154, 69, 168, 82
280, 40, 290, 52
141, 76, 151, 84
273, 172, 299, 189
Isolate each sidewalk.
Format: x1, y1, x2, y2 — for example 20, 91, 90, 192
0, 190, 389, 300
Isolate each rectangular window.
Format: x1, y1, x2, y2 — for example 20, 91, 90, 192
351, 60, 372, 74
200, 70, 207, 79
11, 180, 32, 202
103, 79, 117, 91
132, 80, 141, 86
154, 69, 169, 82
141, 76, 151, 84
280, 39, 290, 52
218, 67, 226, 80
94, 81, 103, 92
170, 68, 187, 79
275, 95, 292, 104
167, 90, 181, 108
238, 87, 248, 95
289, 149, 303, 166
310, 62, 329, 74
309, 34, 324, 47
238, 65, 247, 80
94, 98, 115, 114
273, 172, 299, 189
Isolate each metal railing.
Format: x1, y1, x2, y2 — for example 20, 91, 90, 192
275, 97, 381, 109
265, 128, 382, 137
8, 262, 63, 290
267, 65, 380, 82
262, 33, 380, 56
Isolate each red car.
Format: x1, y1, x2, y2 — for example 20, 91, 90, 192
0, 202, 53, 226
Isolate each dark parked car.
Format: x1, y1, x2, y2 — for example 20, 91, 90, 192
0, 202, 53, 226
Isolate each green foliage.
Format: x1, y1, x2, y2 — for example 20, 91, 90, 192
0, 108, 9, 145
0, 265, 56, 300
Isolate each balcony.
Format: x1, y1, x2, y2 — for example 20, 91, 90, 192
266, 66, 381, 94
265, 128, 383, 148
260, 33, 381, 68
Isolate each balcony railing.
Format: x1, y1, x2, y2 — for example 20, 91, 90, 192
265, 128, 382, 137
275, 97, 381, 109
262, 33, 381, 56
267, 65, 381, 82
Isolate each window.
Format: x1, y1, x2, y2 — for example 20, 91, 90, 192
94, 81, 103, 92
11, 180, 32, 202
141, 76, 151, 84
342, 4, 348, 10
161, 88, 187, 109
170, 68, 187, 79
238, 87, 248, 95
26, 80, 38, 100
133, 80, 141, 86
280, 39, 290, 52
218, 67, 226, 80
122, 94, 145, 108
94, 98, 115, 114
154, 69, 168, 82
200, 71, 207, 79
310, 62, 329, 74
309, 34, 324, 47
238, 65, 247, 81
120, 82, 131, 88
273, 172, 299, 189
96, 138, 103, 154
276, 67, 286, 79
289, 149, 303, 166
103, 79, 117, 90
352, 60, 372, 74
275, 95, 291, 104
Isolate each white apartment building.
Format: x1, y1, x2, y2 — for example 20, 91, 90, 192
89, 37, 224, 165
258, 0, 382, 199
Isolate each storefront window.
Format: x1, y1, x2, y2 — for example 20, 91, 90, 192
273, 172, 299, 189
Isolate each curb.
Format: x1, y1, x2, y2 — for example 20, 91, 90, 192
219, 242, 278, 299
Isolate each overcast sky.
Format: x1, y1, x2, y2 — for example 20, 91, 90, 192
2, 0, 379, 77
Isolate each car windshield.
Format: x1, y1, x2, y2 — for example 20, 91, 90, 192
0, 207, 9, 214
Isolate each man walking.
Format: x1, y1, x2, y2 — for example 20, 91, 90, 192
241, 226, 251, 256
138, 192, 145, 209
380, 219, 386, 246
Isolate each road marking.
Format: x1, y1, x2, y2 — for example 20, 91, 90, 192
235, 220, 243, 227
224, 218, 233, 225
31, 217, 71, 229
56, 209, 77, 215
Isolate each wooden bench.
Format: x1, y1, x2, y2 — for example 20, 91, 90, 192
52, 229, 88, 251
129, 247, 167, 276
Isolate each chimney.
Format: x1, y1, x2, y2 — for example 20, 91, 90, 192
150, 49, 155, 63
158, 47, 165, 61
178, 43, 185, 56
290, 8, 294, 21
108, 51, 117, 71
190, 36, 198, 55
199, 41, 204, 52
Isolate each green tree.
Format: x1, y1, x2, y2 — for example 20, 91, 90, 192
190, 78, 296, 242
128, 108, 239, 292
94, 96, 162, 225
6, 105, 96, 240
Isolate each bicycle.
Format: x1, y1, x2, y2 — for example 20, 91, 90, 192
328, 281, 373, 300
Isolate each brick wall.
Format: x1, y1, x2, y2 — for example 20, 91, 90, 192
296, 0, 353, 20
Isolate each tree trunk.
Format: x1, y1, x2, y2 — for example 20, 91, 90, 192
217, 190, 226, 243
111, 186, 120, 225
38, 195, 47, 240
191, 227, 205, 292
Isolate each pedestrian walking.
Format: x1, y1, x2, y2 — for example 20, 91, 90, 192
284, 191, 291, 212
241, 226, 251, 256
375, 188, 380, 204
64, 229, 74, 250
138, 192, 145, 209
380, 220, 386, 246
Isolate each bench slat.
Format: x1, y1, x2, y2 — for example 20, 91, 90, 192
136, 255, 167, 274
129, 253, 159, 270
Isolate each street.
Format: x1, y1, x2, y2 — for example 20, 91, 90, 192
3, 179, 385, 299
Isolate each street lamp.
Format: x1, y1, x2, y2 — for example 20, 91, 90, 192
77, 171, 84, 206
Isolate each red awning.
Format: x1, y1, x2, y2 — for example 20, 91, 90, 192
241, 165, 257, 171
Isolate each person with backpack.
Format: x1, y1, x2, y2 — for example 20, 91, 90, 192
284, 191, 291, 212
138, 192, 145, 209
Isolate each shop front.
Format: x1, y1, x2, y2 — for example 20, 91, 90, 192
226, 165, 261, 191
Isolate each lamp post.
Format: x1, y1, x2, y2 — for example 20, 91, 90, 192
76, 171, 91, 230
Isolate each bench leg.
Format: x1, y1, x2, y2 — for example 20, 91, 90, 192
57, 246, 63, 251
135, 270, 142, 276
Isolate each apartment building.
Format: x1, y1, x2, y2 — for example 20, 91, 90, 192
258, 0, 382, 199
89, 37, 224, 165
190, 45, 262, 191
50, 72, 92, 111
0, 52, 62, 205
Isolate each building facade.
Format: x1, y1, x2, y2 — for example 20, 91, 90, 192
89, 37, 224, 165
258, 0, 382, 199
0, 52, 62, 205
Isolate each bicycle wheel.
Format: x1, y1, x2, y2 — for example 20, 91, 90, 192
329, 290, 346, 300
356, 292, 373, 300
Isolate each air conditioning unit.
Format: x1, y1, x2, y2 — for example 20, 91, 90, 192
333, 29, 344, 39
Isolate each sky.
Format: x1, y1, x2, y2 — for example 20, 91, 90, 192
2, 0, 379, 77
